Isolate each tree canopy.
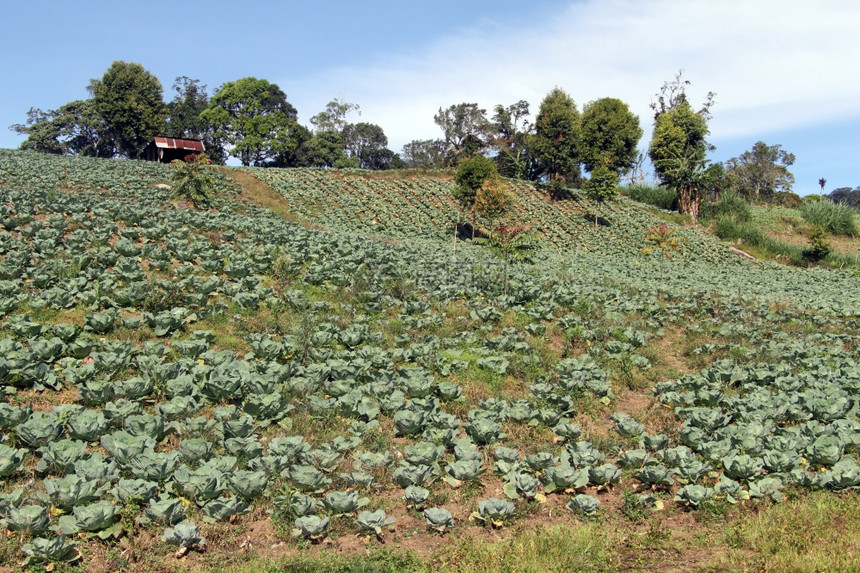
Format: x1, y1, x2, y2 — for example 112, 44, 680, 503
490, 101, 538, 181
724, 141, 795, 201
648, 73, 714, 221
434, 103, 490, 166
829, 187, 860, 209
88, 61, 166, 159
164, 77, 210, 140
200, 77, 302, 166
400, 139, 448, 169
530, 88, 582, 190
11, 100, 114, 158
310, 99, 360, 134
343, 122, 398, 170
580, 97, 642, 175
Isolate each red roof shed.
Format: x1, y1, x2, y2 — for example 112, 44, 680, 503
144, 137, 205, 163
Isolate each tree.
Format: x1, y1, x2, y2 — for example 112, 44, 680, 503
10, 107, 65, 154
489, 101, 538, 181
580, 97, 642, 175
163, 77, 228, 164
473, 174, 513, 225
343, 122, 397, 170
452, 155, 500, 240
724, 141, 795, 201
310, 98, 360, 134
829, 187, 860, 209
200, 77, 302, 166
453, 155, 498, 207
648, 73, 715, 221
530, 88, 582, 192
88, 61, 166, 159
434, 103, 490, 165
583, 162, 619, 227
400, 139, 447, 169
11, 100, 114, 157
299, 130, 353, 168
650, 70, 715, 120
164, 77, 209, 139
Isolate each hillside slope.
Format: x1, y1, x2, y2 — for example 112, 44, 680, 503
245, 165, 860, 315
246, 167, 736, 264
0, 150, 859, 572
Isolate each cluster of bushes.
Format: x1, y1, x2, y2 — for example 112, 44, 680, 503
620, 184, 678, 211
701, 191, 838, 265
799, 200, 858, 237
602, 179, 857, 268
770, 192, 802, 208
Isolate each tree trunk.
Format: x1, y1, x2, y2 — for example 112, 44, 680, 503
678, 184, 700, 221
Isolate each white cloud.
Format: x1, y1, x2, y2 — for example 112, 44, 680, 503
287, 0, 860, 153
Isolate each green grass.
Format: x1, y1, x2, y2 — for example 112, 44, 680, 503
800, 200, 859, 236
723, 491, 860, 572
430, 524, 616, 573
244, 548, 426, 573
620, 184, 678, 211
711, 217, 810, 265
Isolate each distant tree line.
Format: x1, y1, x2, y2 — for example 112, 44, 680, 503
9, 61, 644, 182
827, 187, 860, 209
9, 61, 402, 169
14, 62, 844, 219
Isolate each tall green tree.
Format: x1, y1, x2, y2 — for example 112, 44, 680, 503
724, 141, 795, 201
580, 97, 642, 175
829, 187, 860, 209
163, 77, 228, 164
434, 103, 490, 166
164, 77, 209, 140
11, 100, 114, 157
302, 97, 399, 169
583, 162, 619, 228
400, 139, 447, 169
299, 130, 353, 168
88, 61, 166, 159
530, 88, 582, 192
343, 122, 397, 170
490, 100, 538, 180
310, 98, 360, 134
200, 77, 302, 166
648, 73, 715, 221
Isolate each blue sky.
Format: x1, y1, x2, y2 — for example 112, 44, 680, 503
2, 0, 859, 194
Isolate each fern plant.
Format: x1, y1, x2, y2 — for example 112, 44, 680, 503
169, 153, 215, 208
476, 223, 536, 296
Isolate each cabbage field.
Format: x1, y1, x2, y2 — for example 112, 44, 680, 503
0, 149, 858, 570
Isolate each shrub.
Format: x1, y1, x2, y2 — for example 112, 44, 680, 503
800, 200, 858, 236
473, 175, 513, 222
771, 192, 802, 209
713, 218, 765, 246
701, 190, 751, 223
621, 184, 678, 211
803, 226, 832, 261
170, 154, 215, 208
454, 156, 498, 206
